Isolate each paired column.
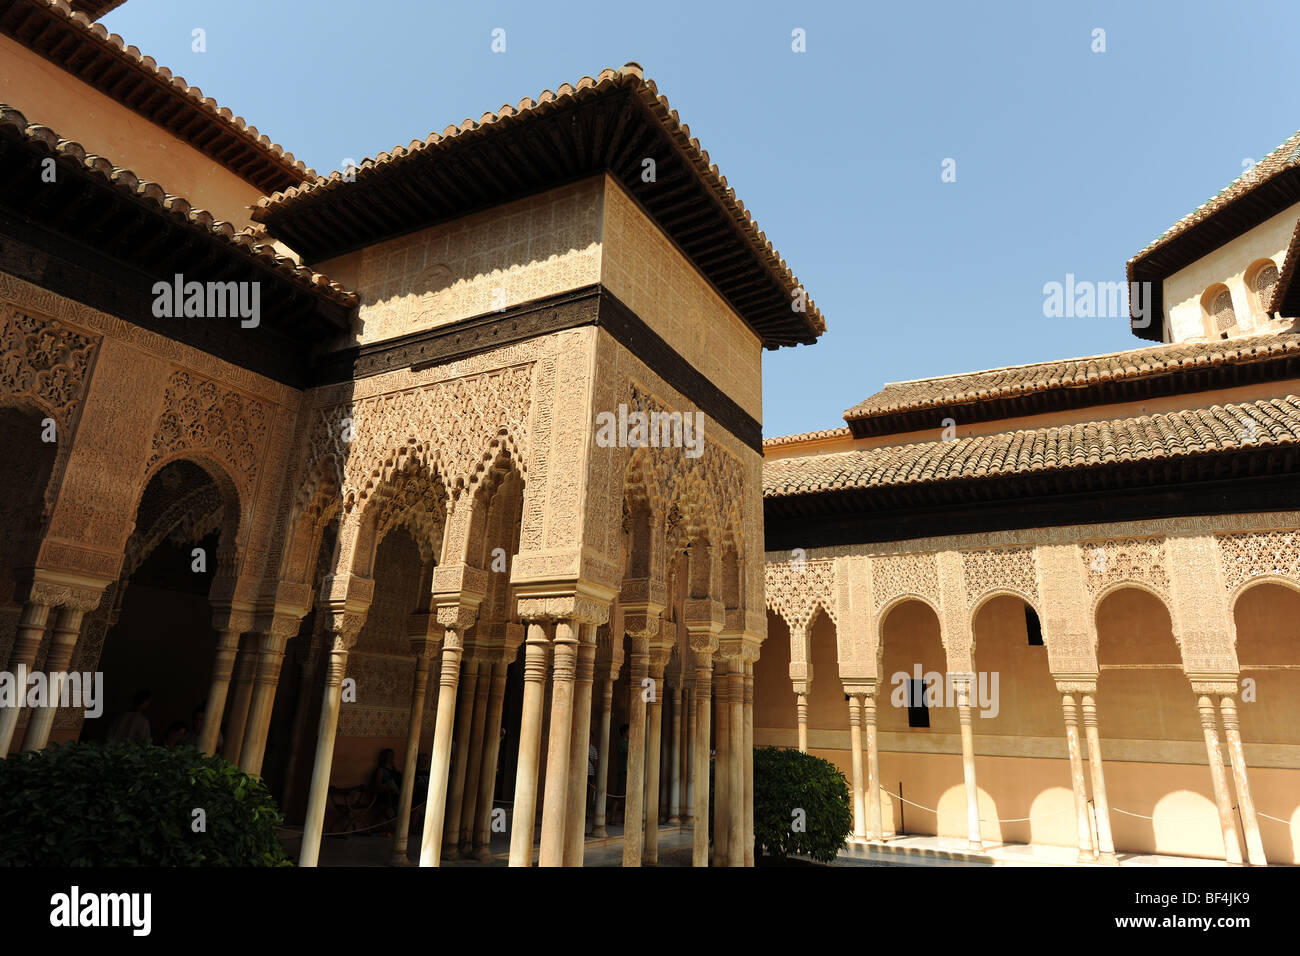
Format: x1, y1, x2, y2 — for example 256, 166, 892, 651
418, 606, 474, 867
238, 624, 293, 775
299, 615, 361, 867
1218, 693, 1267, 866
0, 600, 52, 756
473, 658, 511, 860
1079, 689, 1117, 864
198, 626, 243, 757
562, 624, 597, 865
508, 623, 551, 866
712, 658, 732, 866
684, 680, 696, 826
1195, 691, 1244, 866
1057, 687, 1096, 862
727, 660, 745, 866
19, 606, 88, 752
538, 621, 578, 866
743, 661, 755, 866
390, 635, 436, 865
442, 655, 483, 859
220, 634, 258, 764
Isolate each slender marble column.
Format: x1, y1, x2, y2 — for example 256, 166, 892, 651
592, 667, 615, 838
955, 674, 983, 850
299, 632, 352, 867
0, 601, 51, 756
458, 660, 491, 853
1059, 692, 1096, 861
563, 626, 597, 866
713, 659, 731, 866
622, 639, 650, 867
684, 683, 696, 826
668, 679, 683, 824
728, 665, 744, 866
658, 687, 671, 822
847, 694, 867, 840
19, 607, 85, 752
508, 624, 550, 866
692, 656, 713, 865
1080, 692, 1117, 863
474, 660, 509, 860
1197, 694, 1244, 865
795, 690, 810, 753
390, 641, 434, 865
1218, 694, 1267, 866
743, 662, 755, 866
864, 694, 883, 840
539, 620, 577, 866
238, 630, 290, 775
643, 663, 665, 863
221, 634, 258, 764
441, 653, 480, 860
197, 628, 241, 757
418, 623, 466, 867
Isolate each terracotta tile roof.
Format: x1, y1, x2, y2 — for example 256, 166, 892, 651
1127, 126, 1300, 341
0, 104, 354, 306
67, 0, 124, 19
843, 332, 1300, 437
253, 63, 824, 348
1270, 218, 1300, 318
765, 395, 1300, 498
762, 426, 852, 448
1, 0, 314, 193
1131, 127, 1300, 264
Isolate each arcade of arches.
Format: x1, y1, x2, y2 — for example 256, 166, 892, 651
761, 522, 1300, 865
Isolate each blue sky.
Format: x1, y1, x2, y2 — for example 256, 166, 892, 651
104, 0, 1300, 436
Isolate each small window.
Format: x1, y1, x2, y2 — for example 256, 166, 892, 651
1202, 284, 1237, 339
1249, 260, 1279, 314
906, 678, 930, 728
1025, 605, 1044, 646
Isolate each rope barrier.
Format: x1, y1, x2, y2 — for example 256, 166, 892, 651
876, 786, 1071, 823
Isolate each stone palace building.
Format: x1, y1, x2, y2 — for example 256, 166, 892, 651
0, 0, 1296, 867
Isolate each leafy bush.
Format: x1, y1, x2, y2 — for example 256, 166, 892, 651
752, 746, 852, 863
0, 742, 291, 866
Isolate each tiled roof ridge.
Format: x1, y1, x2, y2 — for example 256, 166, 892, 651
767, 394, 1300, 497
254, 62, 824, 339
0, 103, 354, 304
22, 0, 315, 183
845, 330, 1300, 421
762, 426, 852, 447
1129, 124, 1300, 266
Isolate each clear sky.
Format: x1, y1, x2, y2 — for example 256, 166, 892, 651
103, 0, 1300, 437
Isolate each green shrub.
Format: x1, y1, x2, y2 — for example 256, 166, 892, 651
0, 741, 291, 866
752, 746, 852, 863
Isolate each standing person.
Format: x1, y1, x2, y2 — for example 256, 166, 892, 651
180, 706, 222, 752
107, 689, 153, 744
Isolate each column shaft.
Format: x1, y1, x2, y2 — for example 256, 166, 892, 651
692, 658, 712, 866
473, 662, 509, 860
1197, 694, 1244, 865
238, 633, 288, 775
743, 663, 755, 866
563, 628, 597, 866
198, 629, 241, 756
440, 655, 480, 860
418, 630, 464, 866
390, 644, 434, 865
508, 625, 549, 866
592, 675, 614, 838
458, 660, 491, 853
713, 659, 731, 866
727, 666, 744, 866
643, 669, 664, 863
956, 679, 982, 850
848, 694, 867, 840
1219, 695, 1266, 866
539, 621, 577, 866
622, 644, 649, 866
19, 607, 85, 752
1080, 693, 1117, 863
865, 694, 883, 839
220, 635, 258, 764
1059, 693, 1096, 861
0, 601, 51, 756
668, 680, 683, 824
684, 683, 696, 825
298, 640, 350, 867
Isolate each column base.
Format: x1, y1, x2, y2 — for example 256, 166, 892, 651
389, 852, 414, 867
968, 840, 983, 852
474, 845, 492, 862
443, 846, 460, 861
667, 815, 680, 825
592, 826, 607, 838
1097, 851, 1119, 866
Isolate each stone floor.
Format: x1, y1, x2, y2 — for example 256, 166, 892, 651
839, 835, 1229, 867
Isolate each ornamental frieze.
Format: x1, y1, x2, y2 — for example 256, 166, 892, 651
764, 557, 836, 630
1215, 530, 1300, 595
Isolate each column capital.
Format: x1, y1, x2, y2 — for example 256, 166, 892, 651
1189, 677, 1239, 696
1054, 677, 1099, 695
19, 569, 109, 612
517, 592, 610, 626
